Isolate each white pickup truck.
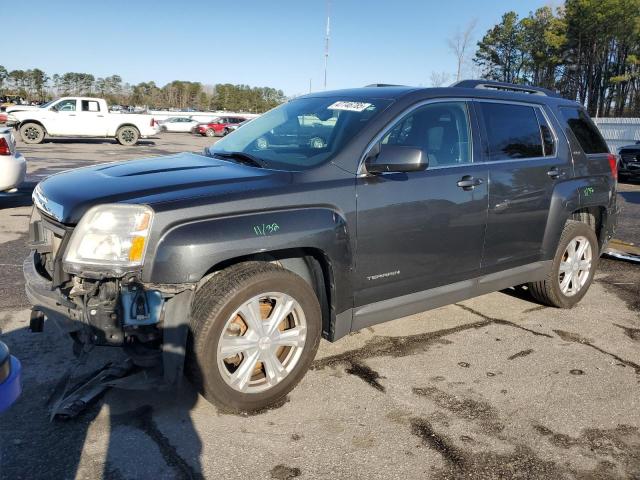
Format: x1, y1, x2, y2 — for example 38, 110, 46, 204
8, 97, 160, 145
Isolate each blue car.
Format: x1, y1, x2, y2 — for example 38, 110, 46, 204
0, 341, 21, 412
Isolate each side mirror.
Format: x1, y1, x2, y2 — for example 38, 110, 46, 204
365, 144, 428, 174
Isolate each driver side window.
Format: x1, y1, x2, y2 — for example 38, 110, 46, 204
381, 102, 472, 167
55, 99, 77, 112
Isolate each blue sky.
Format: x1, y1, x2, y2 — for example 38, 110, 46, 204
10, 0, 555, 95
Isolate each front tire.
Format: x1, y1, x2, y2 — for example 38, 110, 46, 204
205, 128, 215, 137
20, 122, 45, 144
116, 125, 140, 145
186, 262, 321, 412
528, 220, 599, 308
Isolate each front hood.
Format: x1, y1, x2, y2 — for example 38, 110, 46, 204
6, 105, 40, 114
35, 152, 286, 224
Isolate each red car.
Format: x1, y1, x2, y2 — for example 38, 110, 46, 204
196, 116, 246, 137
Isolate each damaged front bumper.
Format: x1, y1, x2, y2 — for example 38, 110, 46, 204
23, 250, 195, 388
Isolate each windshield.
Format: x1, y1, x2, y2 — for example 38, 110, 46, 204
208, 96, 392, 170
39, 100, 56, 109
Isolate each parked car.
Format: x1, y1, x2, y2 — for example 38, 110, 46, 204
7, 97, 160, 145
195, 116, 246, 137
617, 142, 640, 181
0, 127, 26, 192
24, 80, 617, 412
0, 341, 21, 413
229, 118, 253, 132
158, 116, 203, 133
0, 112, 7, 124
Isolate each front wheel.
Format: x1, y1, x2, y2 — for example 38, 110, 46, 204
186, 262, 321, 412
116, 125, 140, 145
20, 123, 45, 144
205, 128, 215, 137
528, 220, 599, 308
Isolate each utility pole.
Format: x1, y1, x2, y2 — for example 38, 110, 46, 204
323, 0, 331, 90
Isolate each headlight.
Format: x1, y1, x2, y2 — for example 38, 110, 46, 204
64, 204, 154, 273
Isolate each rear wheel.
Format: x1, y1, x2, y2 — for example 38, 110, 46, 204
20, 123, 45, 144
116, 125, 140, 145
186, 262, 321, 412
528, 220, 598, 308
223, 128, 231, 136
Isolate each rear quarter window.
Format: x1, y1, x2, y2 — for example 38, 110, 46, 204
558, 107, 609, 154
477, 102, 544, 160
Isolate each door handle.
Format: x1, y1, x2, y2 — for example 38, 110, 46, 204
547, 167, 560, 179
97, 115, 104, 117
457, 176, 483, 191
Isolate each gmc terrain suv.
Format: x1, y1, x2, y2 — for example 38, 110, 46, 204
24, 80, 618, 412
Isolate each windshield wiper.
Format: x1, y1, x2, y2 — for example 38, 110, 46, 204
211, 151, 266, 168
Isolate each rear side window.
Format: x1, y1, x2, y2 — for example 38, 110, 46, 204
558, 107, 609, 154
477, 102, 543, 160
81, 100, 100, 112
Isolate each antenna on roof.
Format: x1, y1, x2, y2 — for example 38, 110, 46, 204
323, 0, 331, 90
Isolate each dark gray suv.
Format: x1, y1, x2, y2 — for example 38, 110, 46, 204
24, 80, 618, 412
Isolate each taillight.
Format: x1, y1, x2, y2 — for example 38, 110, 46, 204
0, 137, 10, 155
607, 153, 618, 180
150, 118, 156, 127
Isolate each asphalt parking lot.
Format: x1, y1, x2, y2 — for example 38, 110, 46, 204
0, 133, 639, 480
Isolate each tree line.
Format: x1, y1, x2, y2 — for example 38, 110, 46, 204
0, 66, 286, 113
473, 0, 640, 117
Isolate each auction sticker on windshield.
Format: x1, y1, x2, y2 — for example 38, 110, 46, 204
328, 101, 372, 112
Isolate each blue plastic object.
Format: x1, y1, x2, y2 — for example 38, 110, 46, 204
0, 356, 22, 413
120, 285, 164, 326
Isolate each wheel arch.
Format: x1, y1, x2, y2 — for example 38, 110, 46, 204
144, 207, 354, 341
196, 248, 336, 340
569, 206, 607, 250
541, 178, 613, 258
19, 119, 47, 134
116, 123, 140, 133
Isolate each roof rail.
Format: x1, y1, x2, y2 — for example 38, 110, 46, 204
451, 79, 560, 97
364, 83, 406, 88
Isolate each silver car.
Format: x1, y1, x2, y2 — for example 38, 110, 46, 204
0, 127, 26, 192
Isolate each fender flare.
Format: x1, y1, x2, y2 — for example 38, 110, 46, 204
540, 177, 612, 259
144, 207, 353, 336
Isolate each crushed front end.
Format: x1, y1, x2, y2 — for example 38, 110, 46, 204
23, 201, 195, 404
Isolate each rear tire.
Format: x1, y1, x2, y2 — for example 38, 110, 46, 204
528, 220, 599, 308
116, 125, 140, 145
186, 262, 321, 412
20, 122, 45, 144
